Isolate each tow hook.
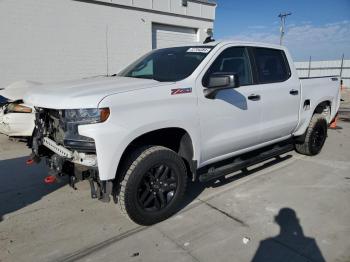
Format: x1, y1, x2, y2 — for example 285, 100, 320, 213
44, 175, 57, 184
26, 159, 35, 165
25, 154, 41, 165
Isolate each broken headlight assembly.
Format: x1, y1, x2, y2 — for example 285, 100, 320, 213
60, 108, 110, 152
63, 108, 110, 124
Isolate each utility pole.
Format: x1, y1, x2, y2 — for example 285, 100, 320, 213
340, 53, 344, 78
308, 56, 312, 78
278, 12, 292, 45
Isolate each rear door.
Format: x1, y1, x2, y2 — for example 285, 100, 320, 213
251, 47, 300, 141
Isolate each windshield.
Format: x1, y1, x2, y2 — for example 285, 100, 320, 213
118, 46, 214, 82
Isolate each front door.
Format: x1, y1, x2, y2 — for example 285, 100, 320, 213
197, 46, 263, 165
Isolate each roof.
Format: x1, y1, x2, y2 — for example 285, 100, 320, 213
167, 41, 287, 52
188, 0, 217, 6
199, 41, 287, 51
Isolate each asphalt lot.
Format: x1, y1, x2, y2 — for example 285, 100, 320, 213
1, 115, 350, 262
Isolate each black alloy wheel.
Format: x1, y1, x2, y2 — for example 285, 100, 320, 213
295, 113, 328, 156
119, 146, 187, 225
310, 122, 327, 153
137, 164, 178, 212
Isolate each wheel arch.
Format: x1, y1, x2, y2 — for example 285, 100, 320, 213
115, 127, 197, 183
294, 99, 332, 137
313, 100, 332, 123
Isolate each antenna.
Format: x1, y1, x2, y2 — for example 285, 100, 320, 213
105, 25, 109, 76
278, 12, 292, 45
203, 28, 215, 44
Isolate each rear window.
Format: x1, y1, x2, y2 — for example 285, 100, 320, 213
253, 48, 290, 84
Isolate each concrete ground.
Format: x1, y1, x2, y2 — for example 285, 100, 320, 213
1, 115, 350, 261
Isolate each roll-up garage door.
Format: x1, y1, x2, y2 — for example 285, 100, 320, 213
152, 23, 199, 49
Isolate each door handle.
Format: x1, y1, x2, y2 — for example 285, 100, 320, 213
289, 89, 299, 95
248, 94, 261, 101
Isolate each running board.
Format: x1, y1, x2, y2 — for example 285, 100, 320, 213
199, 143, 294, 183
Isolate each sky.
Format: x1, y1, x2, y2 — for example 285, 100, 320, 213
213, 0, 350, 61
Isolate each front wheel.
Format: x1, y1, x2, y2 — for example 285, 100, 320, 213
118, 146, 187, 225
295, 113, 328, 156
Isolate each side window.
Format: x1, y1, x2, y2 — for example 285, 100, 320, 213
253, 48, 290, 83
131, 59, 153, 77
203, 47, 253, 87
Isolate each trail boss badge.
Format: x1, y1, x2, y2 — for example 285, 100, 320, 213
171, 88, 192, 95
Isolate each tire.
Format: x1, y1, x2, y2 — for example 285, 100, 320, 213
119, 146, 187, 225
295, 113, 328, 156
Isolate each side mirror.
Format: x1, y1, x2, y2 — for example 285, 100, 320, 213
204, 73, 239, 99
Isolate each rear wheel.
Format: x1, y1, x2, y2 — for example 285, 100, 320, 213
295, 113, 328, 156
118, 146, 187, 225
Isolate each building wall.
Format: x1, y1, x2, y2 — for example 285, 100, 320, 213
93, 0, 216, 20
0, 0, 215, 88
295, 60, 350, 88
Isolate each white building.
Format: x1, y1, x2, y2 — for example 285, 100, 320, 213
0, 0, 216, 88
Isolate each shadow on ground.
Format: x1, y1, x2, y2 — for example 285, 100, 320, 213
0, 152, 292, 223
181, 154, 293, 211
252, 208, 326, 262
0, 156, 67, 222
180, 155, 328, 261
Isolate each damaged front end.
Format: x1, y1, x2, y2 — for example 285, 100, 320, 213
30, 107, 113, 202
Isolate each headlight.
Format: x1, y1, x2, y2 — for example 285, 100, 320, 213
63, 108, 110, 124
7, 103, 33, 113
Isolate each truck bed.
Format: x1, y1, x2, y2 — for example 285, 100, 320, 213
293, 76, 341, 136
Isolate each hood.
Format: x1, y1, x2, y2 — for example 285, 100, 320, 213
0, 80, 42, 101
24, 76, 164, 109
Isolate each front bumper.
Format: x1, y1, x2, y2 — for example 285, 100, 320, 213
35, 136, 113, 202
42, 137, 97, 167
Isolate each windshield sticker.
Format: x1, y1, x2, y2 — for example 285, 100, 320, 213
187, 48, 211, 53
171, 88, 192, 95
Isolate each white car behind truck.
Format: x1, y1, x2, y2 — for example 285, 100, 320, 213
0, 81, 41, 137
25, 41, 340, 225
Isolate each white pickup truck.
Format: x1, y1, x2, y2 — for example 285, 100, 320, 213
25, 41, 340, 225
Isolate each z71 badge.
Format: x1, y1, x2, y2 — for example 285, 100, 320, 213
171, 88, 192, 95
